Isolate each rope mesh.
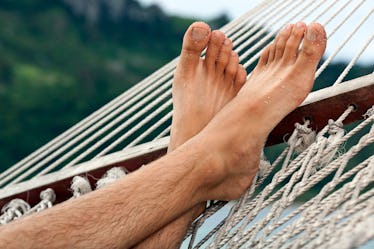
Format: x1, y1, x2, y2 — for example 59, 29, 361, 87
0, 0, 372, 185
0, 0, 373, 248
183, 107, 373, 248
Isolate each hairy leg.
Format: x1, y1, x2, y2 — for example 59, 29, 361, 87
135, 21, 326, 248
134, 22, 246, 249
0, 22, 327, 249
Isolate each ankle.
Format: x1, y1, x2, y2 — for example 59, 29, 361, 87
169, 129, 200, 152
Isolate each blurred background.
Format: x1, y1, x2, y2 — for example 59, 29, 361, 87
0, 0, 372, 171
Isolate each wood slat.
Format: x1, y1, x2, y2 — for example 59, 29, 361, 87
268, 74, 374, 145
0, 75, 373, 207
0, 138, 168, 207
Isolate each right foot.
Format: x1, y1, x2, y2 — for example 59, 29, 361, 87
193, 22, 327, 200
170, 22, 247, 151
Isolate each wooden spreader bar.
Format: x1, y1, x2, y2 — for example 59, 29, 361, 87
268, 74, 374, 145
0, 75, 373, 207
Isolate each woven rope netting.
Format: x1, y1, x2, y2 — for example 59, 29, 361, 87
0, 0, 372, 186
182, 106, 374, 248
0, 0, 373, 248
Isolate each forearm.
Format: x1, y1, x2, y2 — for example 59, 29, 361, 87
0, 144, 208, 249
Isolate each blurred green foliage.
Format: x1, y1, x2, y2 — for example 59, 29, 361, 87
0, 0, 228, 169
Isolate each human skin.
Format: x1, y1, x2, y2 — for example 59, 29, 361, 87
0, 21, 326, 249
134, 22, 247, 249
134, 21, 327, 249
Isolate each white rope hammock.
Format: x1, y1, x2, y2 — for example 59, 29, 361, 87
0, 0, 373, 248
183, 106, 373, 248
0, 0, 372, 186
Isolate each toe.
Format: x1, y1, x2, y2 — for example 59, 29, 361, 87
296, 23, 327, 69
233, 65, 247, 92
282, 22, 306, 64
216, 38, 233, 75
258, 45, 271, 67
178, 22, 211, 74
267, 42, 276, 63
274, 24, 293, 60
205, 30, 226, 72
224, 51, 239, 83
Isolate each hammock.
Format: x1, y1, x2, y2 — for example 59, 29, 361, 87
0, 0, 373, 248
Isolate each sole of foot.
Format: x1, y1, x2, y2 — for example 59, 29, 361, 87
170, 22, 247, 150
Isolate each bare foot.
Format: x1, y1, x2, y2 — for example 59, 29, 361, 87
193, 22, 327, 200
135, 22, 247, 249
169, 22, 247, 151
239, 22, 326, 129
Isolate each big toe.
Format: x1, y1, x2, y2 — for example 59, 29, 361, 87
296, 23, 327, 69
178, 22, 211, 74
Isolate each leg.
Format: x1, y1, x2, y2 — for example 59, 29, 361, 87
0, 22, 326, 249
134, 22, 246, 249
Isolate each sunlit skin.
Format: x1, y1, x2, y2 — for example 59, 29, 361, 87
0, 21, 326, 249
135, 22, 247, 249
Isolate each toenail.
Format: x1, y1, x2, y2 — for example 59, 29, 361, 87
296, 22, 304, 29
191, 27, 209, 41
224, 39, 231, 46
306, 26, 318, 41
283, 24, 292, 31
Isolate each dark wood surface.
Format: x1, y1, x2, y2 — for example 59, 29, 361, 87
267, 84, 373, 145
1, 82, 373, 207
0, 148, 166, 208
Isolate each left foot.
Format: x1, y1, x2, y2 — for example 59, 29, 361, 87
134, 22, 247, 249
170, 22, 247, 151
